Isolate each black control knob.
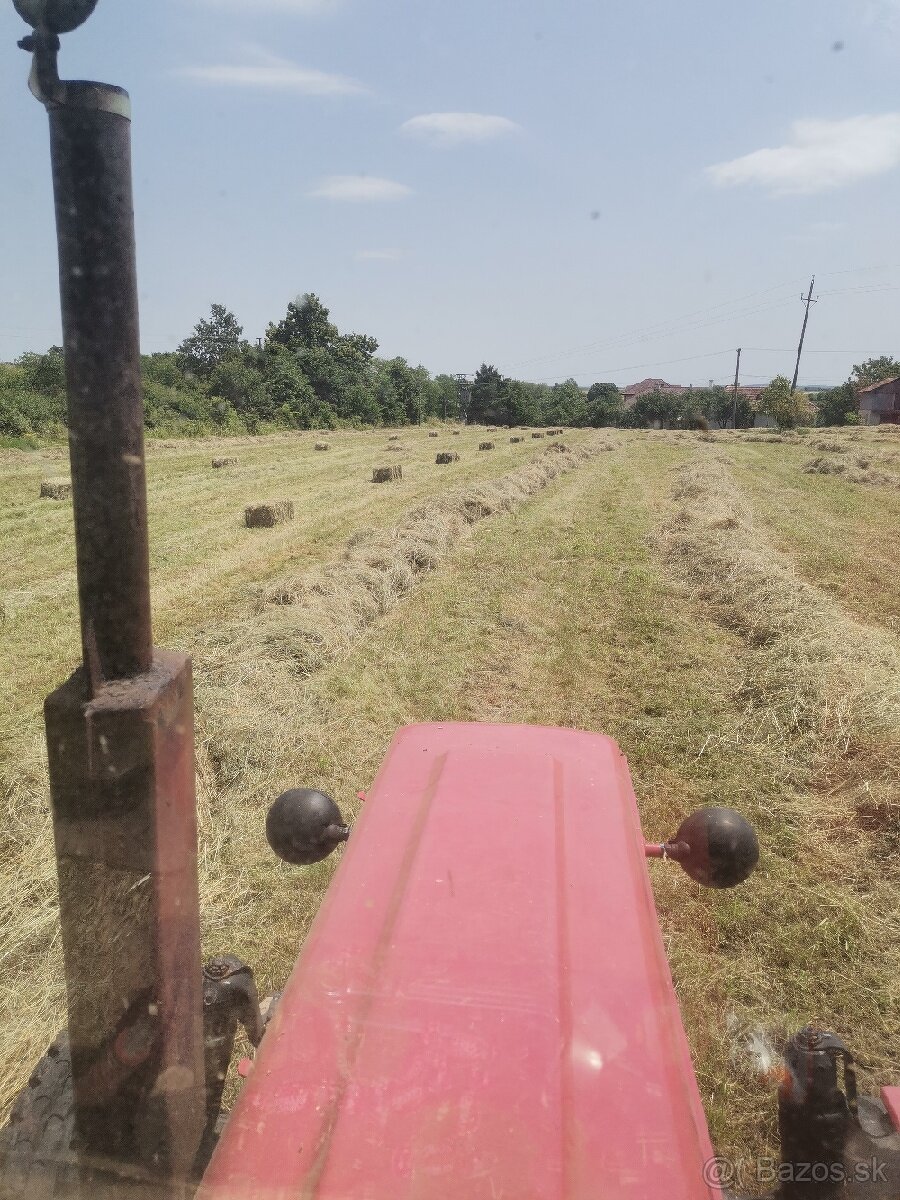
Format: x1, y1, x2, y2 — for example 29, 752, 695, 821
669, 806, 759, 888
266, 788, 351, 866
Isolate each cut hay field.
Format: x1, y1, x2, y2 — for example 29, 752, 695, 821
2, 421, 899, 1189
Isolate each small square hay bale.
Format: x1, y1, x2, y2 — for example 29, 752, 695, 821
452, 430, 461, 435
479, 441, 495, 451
531, 431, 545, 439
510, 436, 523, 443
314, 442, 330, 451
436, 452, 459, 464
40, 479, 72, 500
388, 434, 400, 441
373, 465, 402, 483
245, 501, 294, 528
428, 431, 439, 438
212, 457, 238, 468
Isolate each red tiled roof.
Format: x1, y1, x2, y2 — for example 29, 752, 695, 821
858, 375, 900, 394
622, 377, 690, 398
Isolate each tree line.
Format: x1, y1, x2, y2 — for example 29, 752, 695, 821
1, 294, 896, 440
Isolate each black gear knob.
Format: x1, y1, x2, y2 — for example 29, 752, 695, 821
13, 0, 99, 34
668, 806, 759, 888
266, 788, 351, 866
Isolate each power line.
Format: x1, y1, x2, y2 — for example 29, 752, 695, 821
528, 349, 736, 383
502, 278, 805, 371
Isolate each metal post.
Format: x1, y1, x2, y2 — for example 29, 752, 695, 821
16, 13, 206, 1187
49, 80, 153, 686
731, 347, 742, 429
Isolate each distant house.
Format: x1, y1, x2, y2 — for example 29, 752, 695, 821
621, 378, 690, 408
620, 378, 772, 427
858, 376, 900, 425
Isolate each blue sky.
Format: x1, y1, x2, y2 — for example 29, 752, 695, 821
2, 0, 900, 388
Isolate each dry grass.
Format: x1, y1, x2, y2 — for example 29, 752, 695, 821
1, 426, 898, 1197
803, 454, 900, 487
727, 433, 900, 635
661, 455, 900, 788
0, 428, 602, 1117
207, 444, 598, 683
658, 454, 900, 1163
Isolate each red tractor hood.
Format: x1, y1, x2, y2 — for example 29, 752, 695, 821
200, 723, 722, 1199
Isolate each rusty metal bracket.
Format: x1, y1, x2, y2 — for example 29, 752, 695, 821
194, 956, 266, 1174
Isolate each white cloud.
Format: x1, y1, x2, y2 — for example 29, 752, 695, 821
178, 55, 366, 94
309, 176, 412, 202
356, 248, 402, 260
707, 114, 900, 194
401, 112, 521, 146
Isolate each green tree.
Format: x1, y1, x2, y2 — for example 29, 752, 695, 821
758, 375, 814, 429
634, 388, 683, 428
850, 356, 900, 390
545, 379, 587, 426
264, 351, 332, 428
698, 385, 754, 429
585, 382, 622, 427
428, 374, 459, 420
177, 304, 245, 378
209, 352, 267, 421
499, 378, 541, 426
814, 382, 858, 427
266, 293, 339, 353
468, 364, 504, 425
17, 346, 66, 396
266, 295, 380, 421
6, 349, 68, 432
141, 352, 186, 389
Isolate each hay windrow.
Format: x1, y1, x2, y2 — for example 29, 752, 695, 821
660, 457, 900, 813
658, 454, 900, 1121
803, 456, 899, 488
197, 445, 599, 693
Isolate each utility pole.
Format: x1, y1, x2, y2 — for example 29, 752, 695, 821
731, 348, 742, 429
791, 276, 817, 395
454, 373, 470, 422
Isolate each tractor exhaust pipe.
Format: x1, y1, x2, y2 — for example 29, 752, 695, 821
16, 4, 205, 1186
